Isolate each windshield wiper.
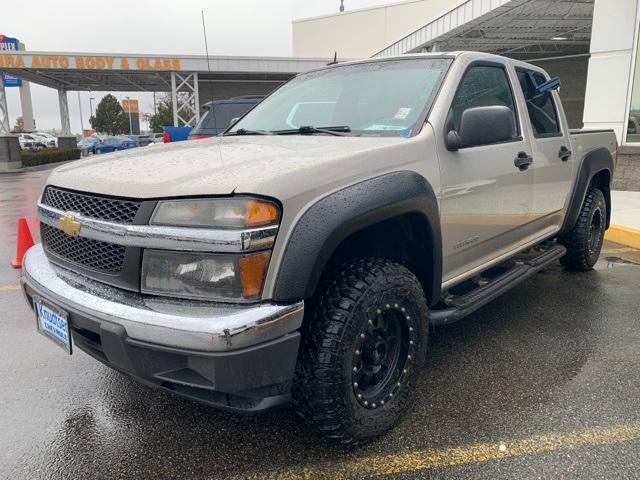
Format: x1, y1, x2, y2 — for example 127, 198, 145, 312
226, 128, 273, 136
273, 125, 352, 136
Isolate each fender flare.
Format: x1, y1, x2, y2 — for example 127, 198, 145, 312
560, 147, 614, 235
272, 171, 442, 305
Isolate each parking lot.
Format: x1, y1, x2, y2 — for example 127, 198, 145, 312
2, 163, 640, 479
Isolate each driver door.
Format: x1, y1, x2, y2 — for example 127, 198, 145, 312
439, 62, 535, 285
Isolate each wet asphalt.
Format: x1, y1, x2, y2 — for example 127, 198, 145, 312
1, 162, 640, 479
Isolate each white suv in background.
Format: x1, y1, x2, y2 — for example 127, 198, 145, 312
18, 134, 46, 151
33, 132, 57, 148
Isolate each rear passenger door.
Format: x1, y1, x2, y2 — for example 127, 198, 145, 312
439, 62, 535, 285
515, 68, 574, 230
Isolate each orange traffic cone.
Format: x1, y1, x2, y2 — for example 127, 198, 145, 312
11, 218, 35, 269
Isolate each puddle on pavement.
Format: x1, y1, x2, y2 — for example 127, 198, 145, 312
595, 256, 640, 269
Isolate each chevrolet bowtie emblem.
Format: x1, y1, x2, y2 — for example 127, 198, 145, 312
58, 213, 81, 237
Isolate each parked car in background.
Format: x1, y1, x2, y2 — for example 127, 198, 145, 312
162, 126, 192, 143
18, 141, 40, 152
77, 136, 101, 154
95, 136, 138, 153
188, 95, 264, 139
149, 133, 164, 144
33, 132, 57, 148
129, 134, 152, 147
18, 134, 46, 151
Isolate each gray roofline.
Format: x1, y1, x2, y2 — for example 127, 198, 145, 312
10, 50, 334, 63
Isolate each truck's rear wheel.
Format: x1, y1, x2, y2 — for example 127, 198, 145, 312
560, 187, 607, 271
293, 258, 428, 444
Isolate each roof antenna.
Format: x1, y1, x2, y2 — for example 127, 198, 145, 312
201, 9, 218, 131
327, 51, 339, 66
339, 0, 345, 12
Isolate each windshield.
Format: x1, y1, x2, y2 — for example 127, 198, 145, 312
228, 58, 452, 137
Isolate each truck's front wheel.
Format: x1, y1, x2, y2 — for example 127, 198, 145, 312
560, 187, 607, 271
293, 259, 428, 443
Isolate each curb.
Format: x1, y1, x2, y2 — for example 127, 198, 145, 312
605, 224, 640, 249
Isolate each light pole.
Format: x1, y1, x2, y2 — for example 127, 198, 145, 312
89, 97, 95, 118
125, 96, 133, 135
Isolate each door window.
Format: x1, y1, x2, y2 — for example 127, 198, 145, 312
450, 65, 519, 138
516, 69, 561, 137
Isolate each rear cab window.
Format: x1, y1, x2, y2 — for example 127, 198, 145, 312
197, 102, 258, 131
516, 69, 561, 138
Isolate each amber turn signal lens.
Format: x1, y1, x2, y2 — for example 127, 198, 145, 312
245, 200, 279, 226
239, 251, 270, 298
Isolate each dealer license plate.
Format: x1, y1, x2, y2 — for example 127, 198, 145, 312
34, 297, 72, 354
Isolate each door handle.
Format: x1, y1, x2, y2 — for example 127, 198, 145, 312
558, 146, 572, 161
514, 151, 533, 171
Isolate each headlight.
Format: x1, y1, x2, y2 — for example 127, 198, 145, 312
151, 198, 279, 229
142, 250, 270, 302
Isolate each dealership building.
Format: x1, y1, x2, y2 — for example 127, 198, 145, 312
0, 0, 639, 189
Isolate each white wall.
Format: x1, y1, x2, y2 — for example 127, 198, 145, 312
292, 0, 465, 58
583, 0, 639, 143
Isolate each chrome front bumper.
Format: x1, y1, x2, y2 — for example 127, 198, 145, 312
21, 244, 304, 352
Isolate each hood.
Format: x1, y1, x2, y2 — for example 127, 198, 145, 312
46, 135, 406, 199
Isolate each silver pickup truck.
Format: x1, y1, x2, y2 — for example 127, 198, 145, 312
22, 52, 617, 443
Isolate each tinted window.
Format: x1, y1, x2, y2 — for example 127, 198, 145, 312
517, 70, 560, 137
197, 102, 257, 131
196, 108, 216, 130
450, 65, 519, 136
216, 103, 256, 129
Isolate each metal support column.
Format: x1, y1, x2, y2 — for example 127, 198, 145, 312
58, 89, 71, 135
170, 71, 201, 128
171, 72, 178, 127
0, 75, 10, 135
18, 42, 35, 132
193, 72, 200, 123
57, 89, 76, 149
0, 70, 22, 172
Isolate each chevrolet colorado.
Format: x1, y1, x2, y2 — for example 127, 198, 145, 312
22, 52, 617, 443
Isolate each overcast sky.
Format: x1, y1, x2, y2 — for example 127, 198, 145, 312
4, 0, 395, 133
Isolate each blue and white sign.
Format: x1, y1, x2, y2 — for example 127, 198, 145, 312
0, 35, 23, 87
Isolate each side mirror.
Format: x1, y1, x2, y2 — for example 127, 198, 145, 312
446, 106, 515, 151
229, 117, 240, 127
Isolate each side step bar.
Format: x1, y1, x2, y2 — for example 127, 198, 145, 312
429, 243, 566, 326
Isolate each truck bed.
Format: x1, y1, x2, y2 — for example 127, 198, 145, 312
569, 129, 617, 165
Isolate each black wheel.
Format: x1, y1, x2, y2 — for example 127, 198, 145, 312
560, 187, 607, 271
293, 258, 428, 444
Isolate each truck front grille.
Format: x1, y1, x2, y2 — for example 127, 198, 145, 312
43, 186, 142, 224
41, 224, 126, 274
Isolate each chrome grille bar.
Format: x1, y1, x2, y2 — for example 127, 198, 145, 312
38, 202, 277, 253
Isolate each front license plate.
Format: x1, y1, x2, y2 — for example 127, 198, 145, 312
34, 297, 72, 354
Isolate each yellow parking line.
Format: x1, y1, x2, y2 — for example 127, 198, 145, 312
0, 284, 21, 292
241, 422, 640, 479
